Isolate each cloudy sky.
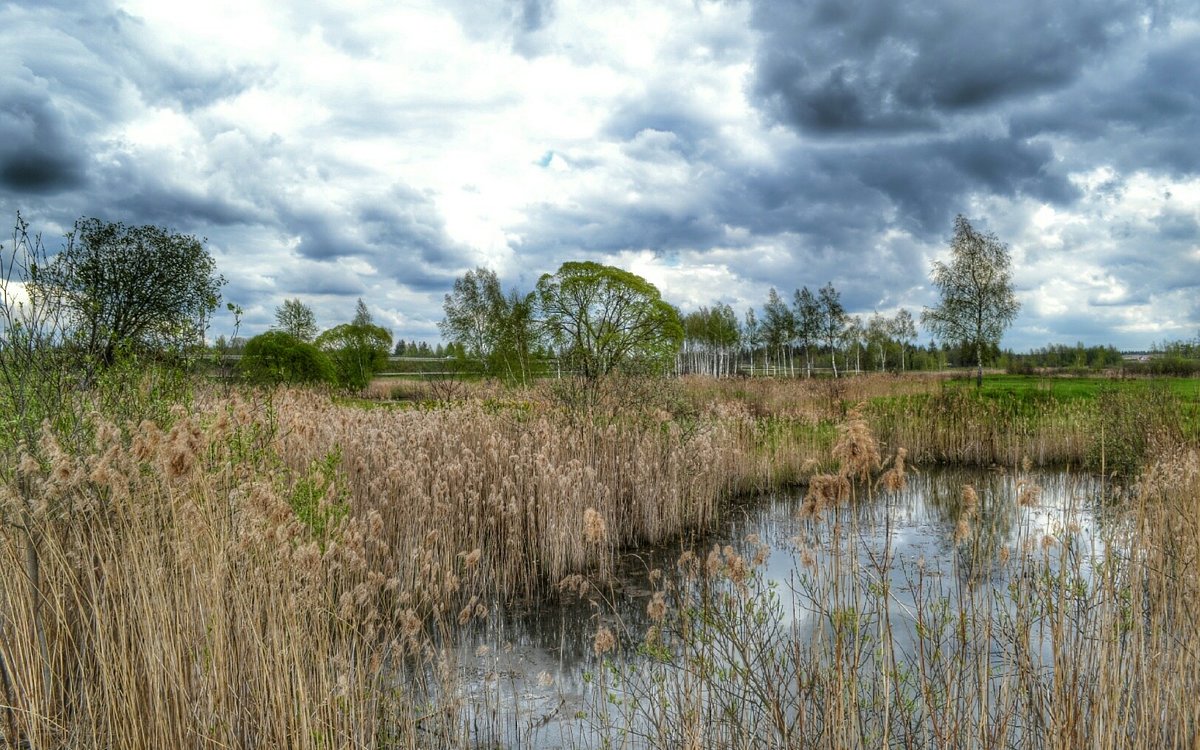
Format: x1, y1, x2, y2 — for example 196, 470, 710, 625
2, 0, 1198, 351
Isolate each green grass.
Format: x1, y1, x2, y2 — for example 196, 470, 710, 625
854, 373, 1200, 472
941, 374, 1200, 402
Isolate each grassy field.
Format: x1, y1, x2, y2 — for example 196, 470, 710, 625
0, 371, 1197, 748
941, 372, 1200, 401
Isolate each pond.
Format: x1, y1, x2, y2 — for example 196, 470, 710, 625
436, 468, 1116, 748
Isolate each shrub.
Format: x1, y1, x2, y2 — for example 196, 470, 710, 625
314, 323, 392, 391
239, 330, 336, 386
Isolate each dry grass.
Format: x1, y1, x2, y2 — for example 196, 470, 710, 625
0, 382, 753, 748
270, 387, 744, 603
0, 401, 415, 749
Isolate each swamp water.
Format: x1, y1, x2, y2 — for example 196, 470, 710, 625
431, 469, 1115, 748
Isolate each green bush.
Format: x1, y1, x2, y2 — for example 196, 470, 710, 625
239, 331, 336, 386
314, 323, 392, 391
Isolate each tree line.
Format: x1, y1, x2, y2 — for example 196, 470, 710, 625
440, 217, 1020, 385
6, 212, 1032, 390
677, 289, 921, 378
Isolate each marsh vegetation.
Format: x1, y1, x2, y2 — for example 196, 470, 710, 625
0, 365, 1197, 748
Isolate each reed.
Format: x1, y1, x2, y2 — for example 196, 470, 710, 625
0, 402, 424, 748
588, 417, 1200, 749
0, 381, 753, 748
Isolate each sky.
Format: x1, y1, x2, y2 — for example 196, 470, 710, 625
2, 0, 1198, 352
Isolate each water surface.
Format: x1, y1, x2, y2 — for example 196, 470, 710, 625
450, 468, 1113, 748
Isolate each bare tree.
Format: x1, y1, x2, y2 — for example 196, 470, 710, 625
274, 298, 317, 342
921, 216, 1020, 386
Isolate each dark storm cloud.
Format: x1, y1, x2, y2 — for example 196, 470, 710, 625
826, 134, 1080, 235
1, 0, 262, 205
515, 0, 554, 32
603, 86, 720, 157
284, 211, 372, 263
750, 0, 1145, 135
8, 2, 261, 114
357, 188, 472, 269
1011, 36, 1200, 176
1017, 312, 1128, 345
1154, 209, 1199, 243
4, 0, 1197, 349
439, 0, 556, 55
520, 125, 1073, 299
517, 198, 727, 262
0, 92, 88, 193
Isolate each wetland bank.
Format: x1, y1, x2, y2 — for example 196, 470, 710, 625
1, 373, 1198, 748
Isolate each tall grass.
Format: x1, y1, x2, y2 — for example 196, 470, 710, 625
680, 374, 1190, 472
0, 380, 756, 748
0, 403, 415, 748
269, 386, 746, 603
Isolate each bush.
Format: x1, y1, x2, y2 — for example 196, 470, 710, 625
314, 323, 392, 391
239, 331, 336, 386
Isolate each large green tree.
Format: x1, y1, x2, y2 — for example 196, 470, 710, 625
315, 301, 392, 390
921, 215, 1020, 386
32, 217, 224, 364
240, 330, 336, 386
535, 261, 682, 378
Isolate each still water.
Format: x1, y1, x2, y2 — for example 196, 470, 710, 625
444, 468, 1113, 748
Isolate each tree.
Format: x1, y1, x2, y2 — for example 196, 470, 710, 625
844, 314, 865, 374
439, 267, 538, 383
440, 268, 503, 365
680, 303, 741, 377
353, 298, 375, 326
274, 298, 318, 342
921, 216, 1020, 386
761, 288, 794, 375
793, 286, 821, 377
817, 282, 846, 377
32, 217, 224, 364
742, 308, 761, 374
535, 261, 682, 379
240, 330, 335, 386
891, 308, 917, 371
867, 311, 892, 371
315, 321, 392, 390
493, 290, 538, 383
